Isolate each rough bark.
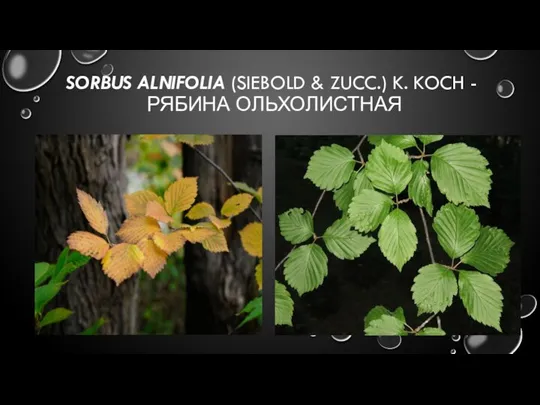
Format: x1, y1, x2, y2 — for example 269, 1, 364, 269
35, 134, 138, 335
183, 135, 261, 334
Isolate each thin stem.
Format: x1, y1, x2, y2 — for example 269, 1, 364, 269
413, 313, 437, 334
312, 191, 326, 218
451, 258, 455, 268
410, 154, 433, 159
275, 249, 294, 271
453, 260, 462, 269
404, 323, 414, 332
191, 146, 262, 223
419, 207, 435, 264
395, 198, 410, 205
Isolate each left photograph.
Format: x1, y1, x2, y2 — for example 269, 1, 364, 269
35, 134, 263, 335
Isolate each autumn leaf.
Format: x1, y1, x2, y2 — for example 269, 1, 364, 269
101, 243, 144, 285
146, 200, 173, 224
186, 202, 216, 220
174, 134, 215, 146
76, 189, 109, 236
137, 239, 168, 278
202, 228, 229, 253
67, 231, 110, 260
256, 261, 263, 290
221, 194, 254, 218
160, 140, 181, 157
116, 216, 161, 244
257, 187, 263, 203
152, 231, 186, 254
209, 215, 232, 229
164, 177, 198, 215
179, 224, 218, 243
124, 190, 163, 217
139, 134, 171, 142
239, 222, 263, 258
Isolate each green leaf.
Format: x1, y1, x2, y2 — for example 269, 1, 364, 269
365, 314, 407, 336
432, 203, 480, 260
347, 189, 393, 232
353, 169, 374, 194
461, 226, 514, 276
52, 263, 77, 283
365, 140, 413, 195
411, 264, 458, 315
417, 327, 446, 336
284, 244, 328, 296
368, 135, 418, 149
55, 247, 70, 277
431, 143, 493, 207
323, 218, 375, 260
333, 171, 357, 212
408, 160, 434, 216
66, 251, 91, 270
237, 297, 262, 329
39, 308, 73, 328
364, 306, 406, 330
232, 182, 262, 203
378, 208, 418, 271
304, 144, 356, 191
35, 283, 64, 316
414, 135, 444, 146
278, 208, 314, 244
80, 317, 108, 335
275, 281, 294, 326
35, 262, 52, 287
458, 270, 503, 332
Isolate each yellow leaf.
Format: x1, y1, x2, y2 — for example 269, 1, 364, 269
202, 229, 229, 253
172, 168, 183, 180
239, 222, 263, 258
124, 190, 163, 217
139, 134, 171, 142
161, 140, 181, 157
256, 261, 263, 290
101, 243, 144, 285
257, 187, 263, 203
116, 216, 161, 244
67, 231, 110, 260
186, 202, 216, 220
209, 215, 232, 229
152, 231, 186, 254
175, 134, 214, 146
146, 200, 173, 224
137, 239, 168, 278
221, 193, 254, 218
179, 225, 217, 243
76, 189, 109, 236
164, 177, 198, 215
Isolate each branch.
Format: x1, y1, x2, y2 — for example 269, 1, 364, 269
413, 313, 438, 334
275, 135, 368, 272
418, 207, 435, 264
191, 145, 262, 223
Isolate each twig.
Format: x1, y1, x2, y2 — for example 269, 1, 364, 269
453, 260, 462, 269
410, 154, 433, 159
413, 313, 437, 333
395, 198, 410, 205
419, 207, 435, 264
191, 146, 262, 223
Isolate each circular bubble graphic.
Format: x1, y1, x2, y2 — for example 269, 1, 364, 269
71, 50, 108, 65
464, 329, 522, 354
377, 336, 402, 350
2, 50, 62, 92
464, 50, 498, 61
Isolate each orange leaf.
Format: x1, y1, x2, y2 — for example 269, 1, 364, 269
67, 231, 110, 260
164, 177, 198, 215
179, 224, 217, 243
221, 193, 254, 218
152, 231, 186, 254
101, 243, 144, 285
146, 200, 173, 224
124, 190, 163, 217
239, 222, 263, 258
76, 189, 109, 236
202, 229, 229, 253
116, 216, 161, 244
186, 202, 216, 220
137, 239, 168, 278
209, 215, 232, 229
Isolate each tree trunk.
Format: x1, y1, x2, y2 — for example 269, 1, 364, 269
183, 135, 261, 334
35, 134, 138, 335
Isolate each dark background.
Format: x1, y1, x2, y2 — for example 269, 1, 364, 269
275, 135, 521, 335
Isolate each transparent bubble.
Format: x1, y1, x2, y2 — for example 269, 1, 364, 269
309, 335, 316, 338
33, 95, 40, 103
2, 50, 62, 92
450, 349, 457, 354
463, 329, 522, 354
464, 50, 498, 61
496, 79, 515, 99
331, 335, 351, 342
71, 50, 108, 65
451, 335, 461, 342
520, 294, 537, 319
377, 336, 402, 350
20, 108, 32, 120
101, 63, 114, 76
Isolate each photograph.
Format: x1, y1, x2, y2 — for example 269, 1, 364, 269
35, 134, 262, 335
274, 135, 521, 336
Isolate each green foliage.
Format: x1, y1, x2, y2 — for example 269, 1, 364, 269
80, 317, 108, 335
237, 296, 262, 329
277, 134, 515, 334
275, 281, 294, 326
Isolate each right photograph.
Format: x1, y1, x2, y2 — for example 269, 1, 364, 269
274, 135, 521, 336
